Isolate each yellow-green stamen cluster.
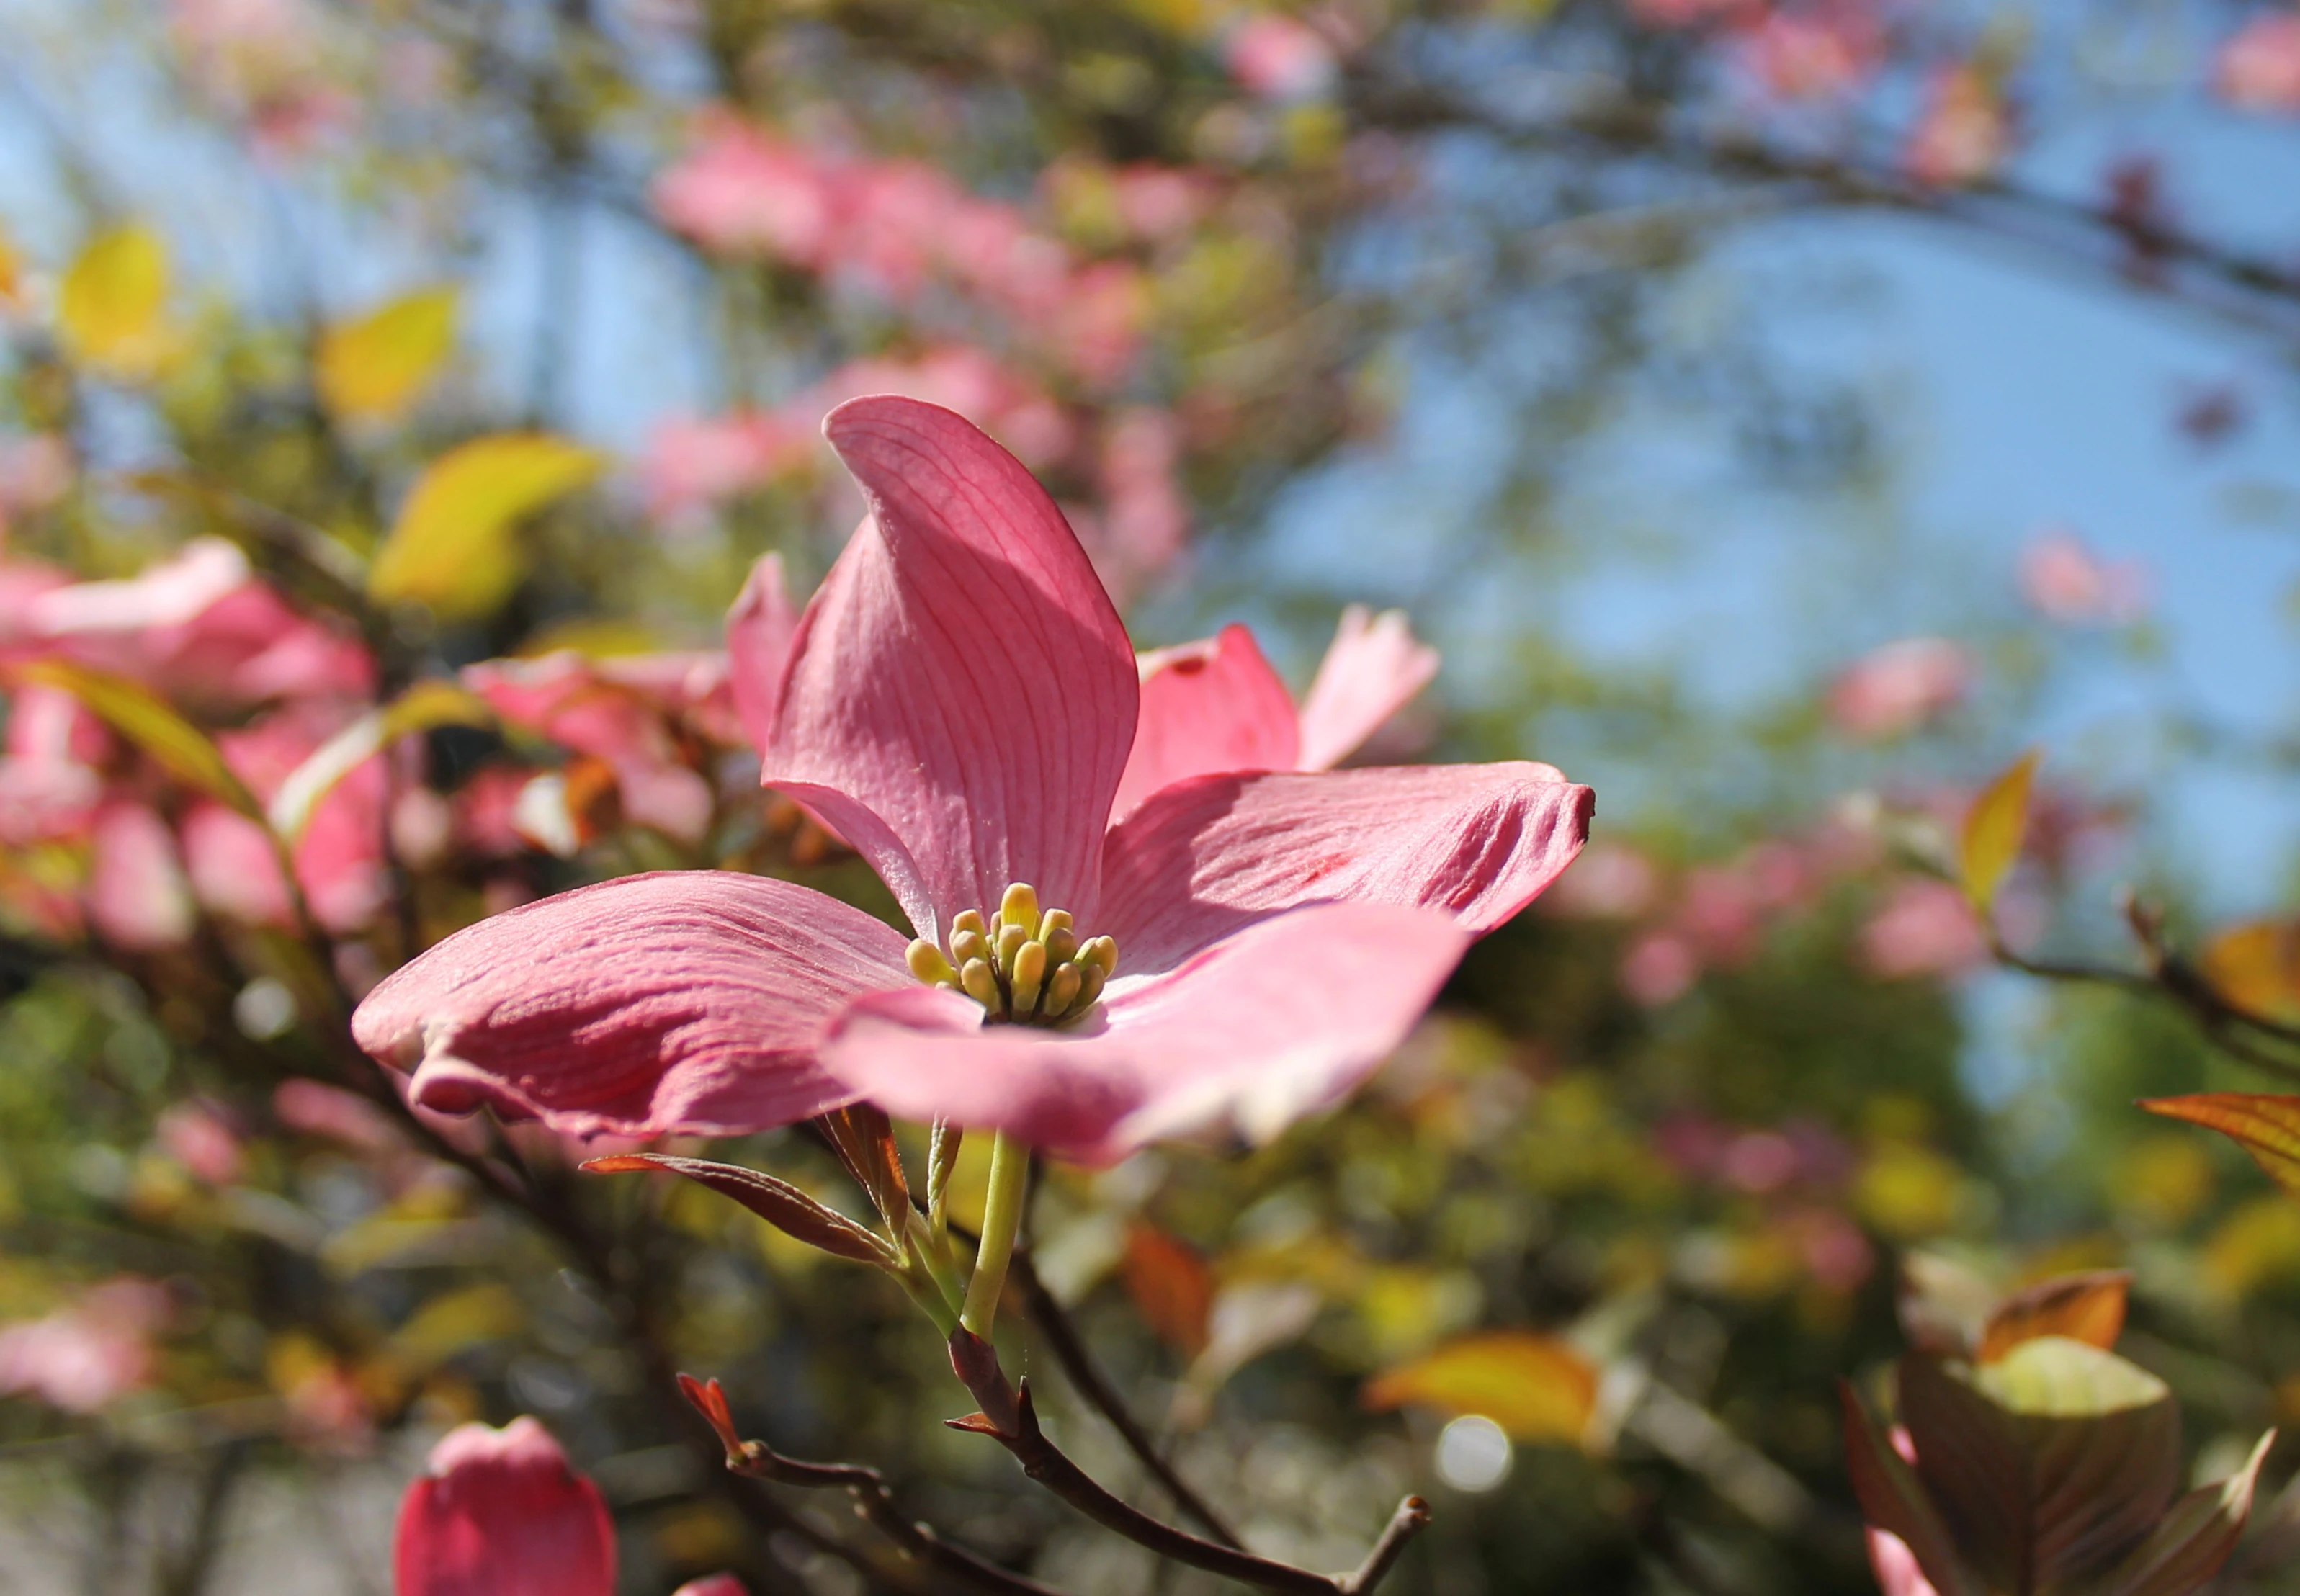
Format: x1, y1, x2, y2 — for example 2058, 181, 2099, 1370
905, 882, 1117, 1026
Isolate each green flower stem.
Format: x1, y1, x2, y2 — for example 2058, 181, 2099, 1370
959, 1128, 1029, 1340
907, 1208, 967, 1322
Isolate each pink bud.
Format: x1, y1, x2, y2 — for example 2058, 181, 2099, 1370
672, 1579, 749, 1596
394, 1417, 616, 1596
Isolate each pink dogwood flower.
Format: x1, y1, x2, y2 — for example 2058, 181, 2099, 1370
2018, 526, 2149, 625
394, 1417, 615, 1596
352, 398, 1590, 1165
1112, 604, 1440, 820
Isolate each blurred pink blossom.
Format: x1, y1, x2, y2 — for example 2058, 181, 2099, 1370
650, 111, 836, 264
274, 1078, 402, 1153
2219, 14, 2300, 114
1827, 637, 1974, 739
465, 653, 717, 844
1093, 406, 1191, 600
1737, 9, 1882, 100
88, 800, 197, 949
1859, 877, 1987, 979
1783, 1205, 1874, 1291
1905, 66, 2009, 187
2018, 526, 2149, 624
0, 434, 73, 524
1113, 165, 1215, 240
217, 710, 390, 933
0, 756, 99, 846
1621, 931, 1701, 1005
0, 1279, 170, 1412
180, 801, 295, 925
640, 413, 811, 526
157, 1100, 246, 1185
1543, 841, 1663, 919
1225, 14, 1339, 100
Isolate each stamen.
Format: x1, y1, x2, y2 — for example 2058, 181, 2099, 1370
907, 941, 957, 987
1041, 962, 1083, 1018
918, 882, 1118, 1027
1009, 940, 1047, 1014
959, 959, 1002, 1010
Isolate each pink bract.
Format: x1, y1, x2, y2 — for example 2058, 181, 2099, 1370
394, 1416, 615, 1596
353, 398, 1591, 1163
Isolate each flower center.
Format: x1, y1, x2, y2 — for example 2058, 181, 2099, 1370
905, 882, 1117, 1026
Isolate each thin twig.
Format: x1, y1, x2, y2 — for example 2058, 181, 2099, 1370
1987, 892, 2300, 1088
681, 1375, 1061, 1596
945, 1350, 1428, 1596
1008, 1250, 1246, 1550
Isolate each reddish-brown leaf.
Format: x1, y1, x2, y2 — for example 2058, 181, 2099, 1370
1839, 1383, 1979, 1596
1977, 1270, 2130, 1363
1122, 1223, 1213, 1359
2141, 1094, 2300, 1200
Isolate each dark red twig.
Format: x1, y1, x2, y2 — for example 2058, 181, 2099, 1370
681, 1375, 1062, 1596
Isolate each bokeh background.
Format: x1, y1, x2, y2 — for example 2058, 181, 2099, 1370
2, 0, 2299, 1590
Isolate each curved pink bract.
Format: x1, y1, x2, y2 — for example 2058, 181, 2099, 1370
760, 396, 1139, 942
352, 871, 905, 1138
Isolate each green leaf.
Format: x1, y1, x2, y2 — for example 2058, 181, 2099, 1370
2141, 1094, 2300, 1200
268, 679, 492, 842
367, 434, 599, 619
582, 1155, 896, 1267
1960, 748, 2039, 912
12, 660, 260, 817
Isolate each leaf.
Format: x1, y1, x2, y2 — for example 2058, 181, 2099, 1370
1913, 1339, 2183, 1591
815, 1103, 908, 1224
582, 1154, 895, 1266
1839, 1383, 1981, 1596
1361, 1330, 1598, 1445
2096, 1430, 2274, 1596
268, 679, 491, 842
390, 1283, 524, 1372
1960, 748, 2039, 911
11, 660, 260, 817
367, 434, 599, 619
1977, 1270, 2129, 1363
59, 225, 177, 378
1122, 1223, 1213, 1358
2142, 1094, 2300, 1200
317, 287, 458, 422
2199, 920, 2300, 1023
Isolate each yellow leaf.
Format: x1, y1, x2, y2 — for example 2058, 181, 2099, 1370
367, 434, 600, 619
0, 228, 24, 311
2201, 921, 2300, 1023
1959, 748, 2039, 911
2143, 1094, 2300, 1201
1361, 1330, 1599, 1445
10, 660, 260, 817
58, 226, 176, 379
316, 287, 458, 421
390, 1284, 524, 1371
269, 679, 493, 841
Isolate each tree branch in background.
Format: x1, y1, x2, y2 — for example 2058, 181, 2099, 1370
1993, 889, 2300, 1086
1356, 74, 2300, 352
